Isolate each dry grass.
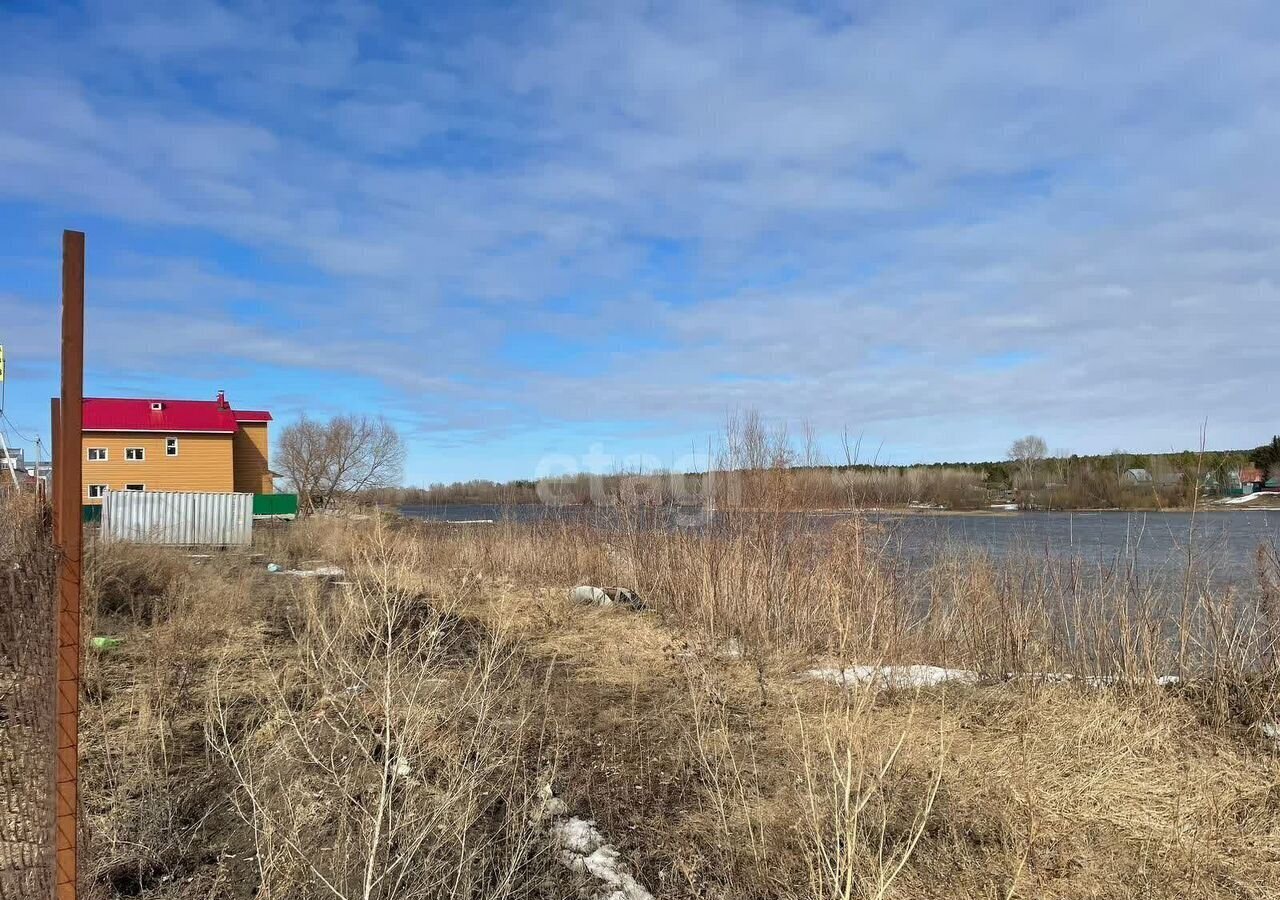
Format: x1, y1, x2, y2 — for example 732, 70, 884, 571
32, 507, 1275, 899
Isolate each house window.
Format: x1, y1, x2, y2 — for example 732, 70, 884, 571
87, 448, 108, 461
151, 402, 164, 411
124, 483, 145, 492
165, 438, 178, 456
126, 447, 145, 461
87, 484, 108, 499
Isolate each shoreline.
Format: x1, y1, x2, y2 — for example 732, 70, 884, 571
397, 502, 1276, 517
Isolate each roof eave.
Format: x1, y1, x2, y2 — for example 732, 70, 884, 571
82, 428, 238, 434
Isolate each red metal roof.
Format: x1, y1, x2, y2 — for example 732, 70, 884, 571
1240, 467, 1266, 483
234, 409, 273, 422
82, 397, 265, 433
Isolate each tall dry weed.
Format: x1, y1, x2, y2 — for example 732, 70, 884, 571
208, 521, 553, 900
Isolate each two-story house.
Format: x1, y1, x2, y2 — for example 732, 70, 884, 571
81, 391, 273, 503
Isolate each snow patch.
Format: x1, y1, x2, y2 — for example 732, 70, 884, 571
805, 665, 1180, 689
551, 817, 607, 855
536, 786, 653, 900
1257, 722, 1279, 745
1221, 491, 1279, 505
276, 565, 346, 577
807, 665, 978, 688
1019, 672, 1181, 688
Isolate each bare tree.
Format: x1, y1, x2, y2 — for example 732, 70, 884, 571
1008, 434, 1048, 488
278, 414, 407, 511
1109, 448, 1130, 484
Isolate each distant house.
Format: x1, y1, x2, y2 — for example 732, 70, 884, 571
1238, 468, 1268, 494
1121, 468, 1151, 485
80, 391, 274, 504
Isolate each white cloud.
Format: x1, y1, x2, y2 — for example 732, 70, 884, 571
1, 0, 1278, 475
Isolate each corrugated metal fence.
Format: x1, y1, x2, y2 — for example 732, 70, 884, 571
102, 491, 253, 545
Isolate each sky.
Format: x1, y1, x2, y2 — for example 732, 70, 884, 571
0, 1, 1277, 484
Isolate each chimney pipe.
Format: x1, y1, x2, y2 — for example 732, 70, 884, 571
217, 389, 227, 409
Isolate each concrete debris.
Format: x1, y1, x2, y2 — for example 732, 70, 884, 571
570, 585, 643, 610
535, 785, 653, 900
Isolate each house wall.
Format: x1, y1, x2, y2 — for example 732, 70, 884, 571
233, 422, 274, 494
80, 432, 234, 503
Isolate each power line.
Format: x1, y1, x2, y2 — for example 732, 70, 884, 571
1, 409, 44, 447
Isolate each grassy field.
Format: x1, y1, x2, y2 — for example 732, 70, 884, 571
5, 495, 1280, 898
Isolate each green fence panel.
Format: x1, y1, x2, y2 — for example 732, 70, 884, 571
253, 493, 299, 517
82, 504, 102, 524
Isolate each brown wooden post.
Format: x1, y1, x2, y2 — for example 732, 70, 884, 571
53, 230, 84, 900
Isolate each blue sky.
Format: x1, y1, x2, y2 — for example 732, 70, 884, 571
1, 1, 1277, 484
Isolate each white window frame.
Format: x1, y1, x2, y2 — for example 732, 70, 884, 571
87, 447, 108, 462
151, 402, 164, 411
165, 437, 179, 457
124, 483, 145, 492
125, 447, 146, 461
87, 484, 108, 499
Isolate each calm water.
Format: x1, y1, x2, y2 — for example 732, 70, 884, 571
399, 504, 1280, 585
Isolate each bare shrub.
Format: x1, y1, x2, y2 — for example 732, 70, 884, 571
80, 541, 264, 895
208, 522, 552, 900
84, 539, 192, 623
838, 467, 987, 509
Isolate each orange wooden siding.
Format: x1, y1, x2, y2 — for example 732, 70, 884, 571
233, 423, 274, 494
80, 433, 234, 503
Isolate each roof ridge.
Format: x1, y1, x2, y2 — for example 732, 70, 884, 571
84, 396, 224, 403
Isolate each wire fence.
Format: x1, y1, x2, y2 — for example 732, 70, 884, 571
0, 492, 56, 898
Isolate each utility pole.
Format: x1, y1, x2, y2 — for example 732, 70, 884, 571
52, 230, 84, 900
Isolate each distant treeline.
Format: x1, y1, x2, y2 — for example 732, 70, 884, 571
359, 415, 1277, 512
363, 479, 540, 507
364, 448, 1261, 512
